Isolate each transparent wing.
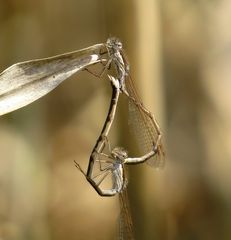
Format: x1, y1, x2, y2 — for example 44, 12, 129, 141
126, 75, 165, 169
0, 43, 107, 116
118, 189, 134, 240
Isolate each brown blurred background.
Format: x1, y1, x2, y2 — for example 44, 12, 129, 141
1, 0, 231, 239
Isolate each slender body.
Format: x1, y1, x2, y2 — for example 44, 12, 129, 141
106, 38, 164, 168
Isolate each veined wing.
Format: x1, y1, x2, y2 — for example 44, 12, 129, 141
118, 189, 134, 240
126, 74, 165, 169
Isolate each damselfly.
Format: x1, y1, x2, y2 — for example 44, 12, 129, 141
75, 140, 135, 239
74, 74, 157, 240
107, 37, 165, 168
75, 73, 160, 196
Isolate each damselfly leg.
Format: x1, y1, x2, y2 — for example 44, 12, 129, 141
75, 141, 127, 196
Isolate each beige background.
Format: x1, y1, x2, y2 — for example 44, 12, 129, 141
0, 1, 231, 239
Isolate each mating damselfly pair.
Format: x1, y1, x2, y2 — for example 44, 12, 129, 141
75, 38, 165, 239
0, 37, 164, 239
75, 38, 165, 196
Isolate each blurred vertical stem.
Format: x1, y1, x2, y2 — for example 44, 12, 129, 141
132, 1, 165, 239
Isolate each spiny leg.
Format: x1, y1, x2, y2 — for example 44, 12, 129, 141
94, 135, 113, 172
74, 160, 88, 177
74, 160, 116, 196
76, 161, 118, 196
74, 159, 111, 181
83, 58, 112, 79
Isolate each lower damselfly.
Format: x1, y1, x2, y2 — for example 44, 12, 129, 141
75, 73, 160, 196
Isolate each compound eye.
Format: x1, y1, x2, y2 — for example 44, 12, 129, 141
122, 151, 128, 158
117, 42, 122, 49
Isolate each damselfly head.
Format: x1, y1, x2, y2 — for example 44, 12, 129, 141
111, 147, 128, 161
106, 37, 123, 50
